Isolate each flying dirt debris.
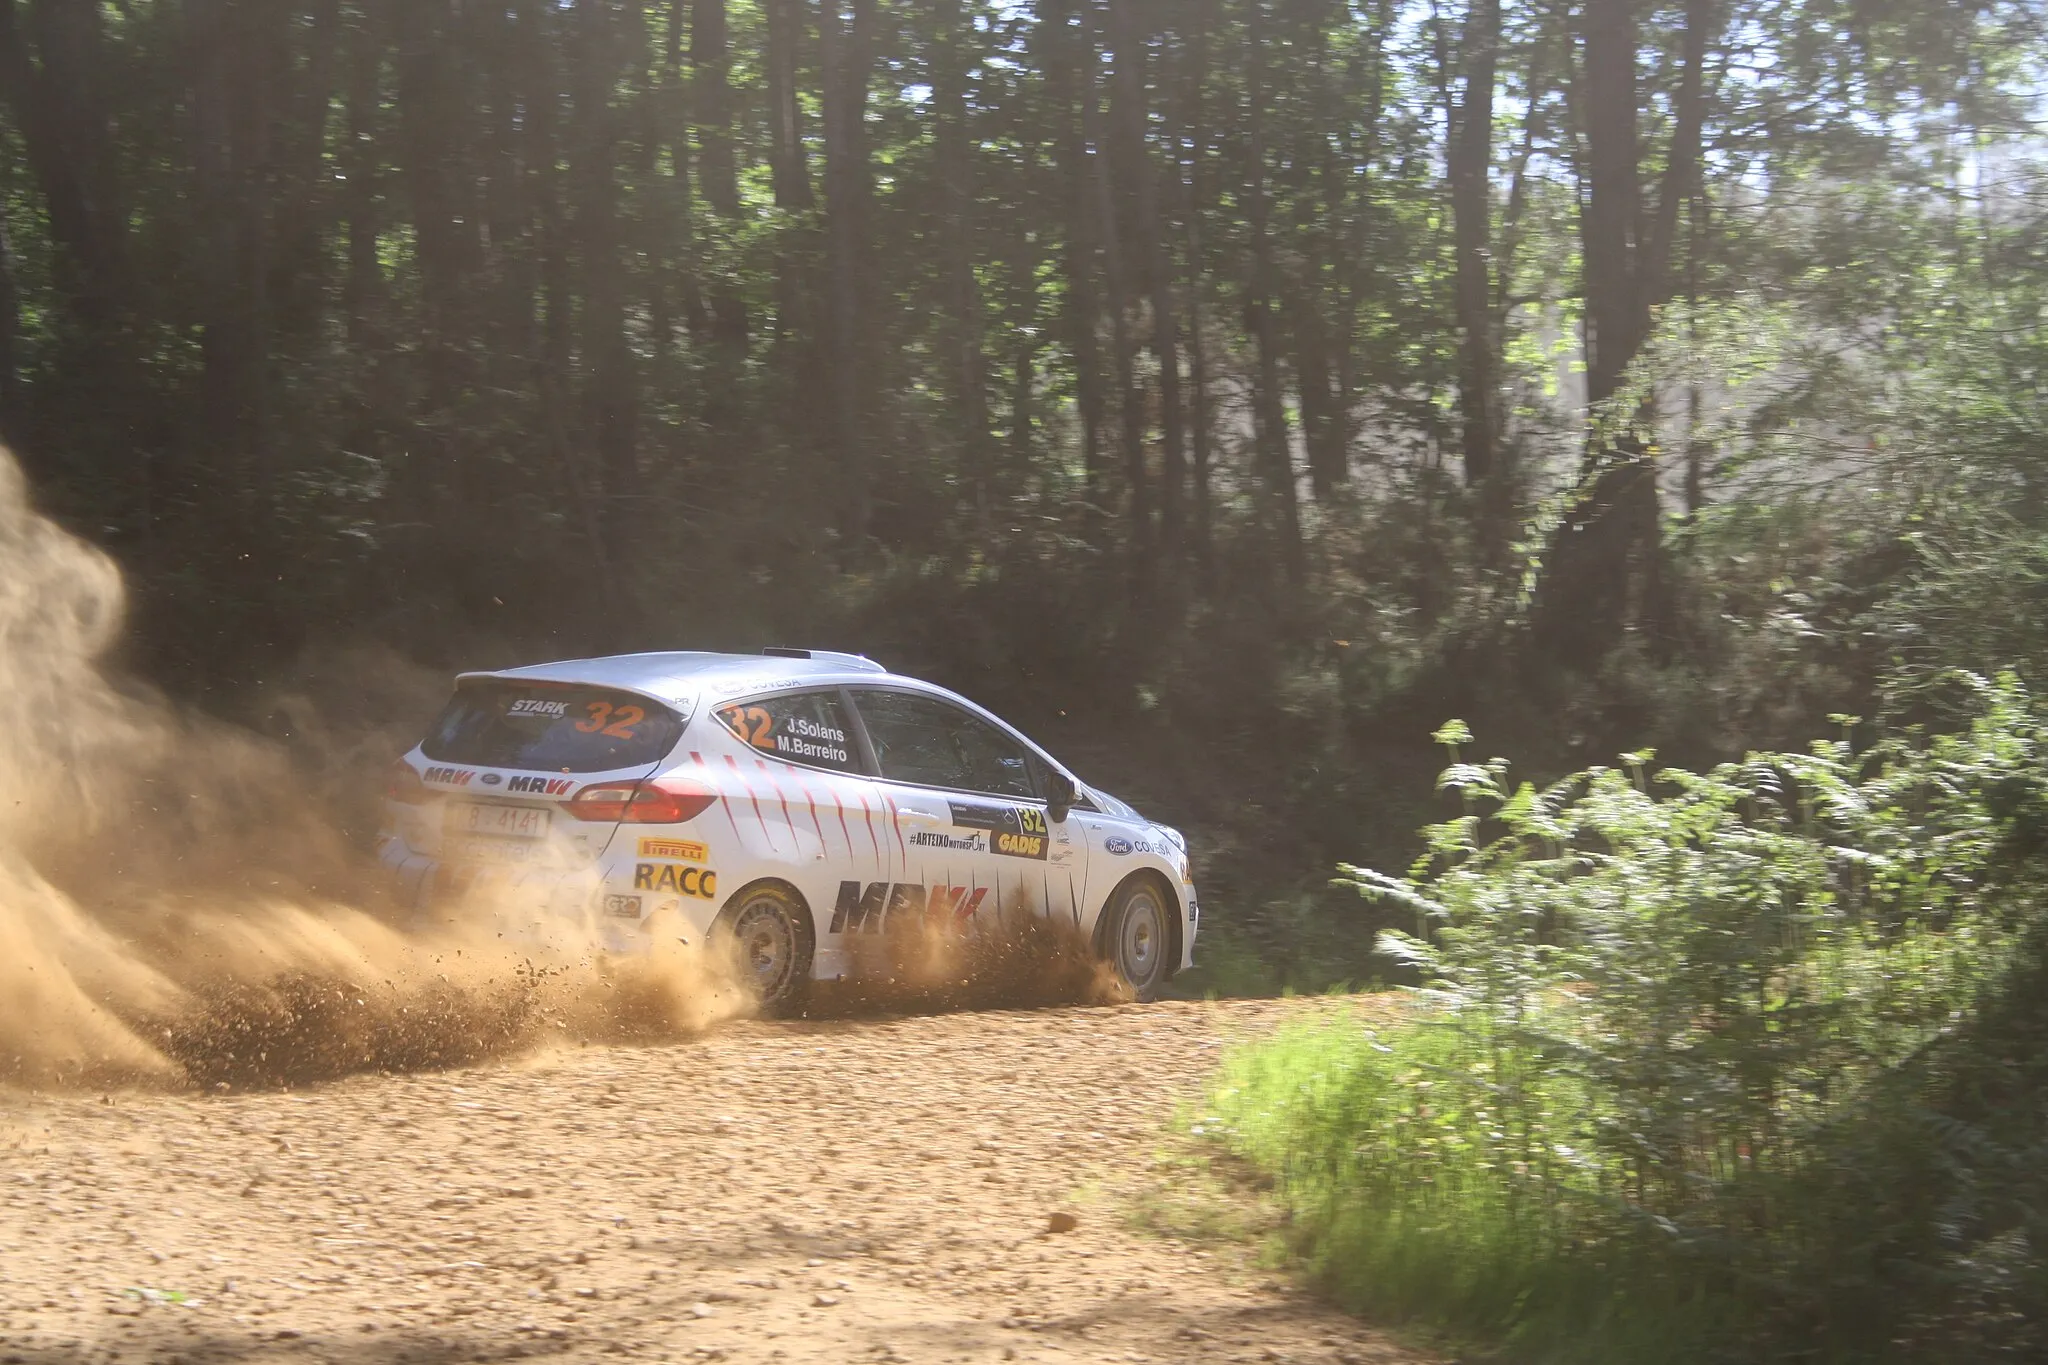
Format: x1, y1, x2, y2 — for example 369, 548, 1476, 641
0, 448, 1125, 1093
0, 450, 748, 1091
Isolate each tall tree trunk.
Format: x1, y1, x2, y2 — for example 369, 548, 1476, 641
1090, 0, 1146, 563
574, 0, 640, 552
1291, 12, 1346, 502
643, 3, 680, 371
271, 0, 339, 342
341, 0, 385, 345
692, 0, 737, 218
1293, 289, 1342, 499
521, 0, 573, 388
933, 0, 993, 522
1683, 188, 1708, 518
764, 0, 815, 211
0, 0, 129, 327
1643, 0, 1710, 329
763, 0, 813, 405
1245, 0, 1304, 588
188, 0, 272, 502
1110, 0, 1183, 572
820, 0, 877, 543
1335, 0, 1395, 434
1534, 0, 1713, 661
1580, 0, 1639, 409
516, 0, 608, 570
660, 0, 711, 345
1038, 0, 1106, 529
397, 0, 463, 419
1493, 23, 1550, 315
1007, 218, 1038, 471
1177, 0, 1215, 582
0, 193, 18, 431
694, 0, 748, 350
488, 1, 540, 381
1450, 0, 1500, 489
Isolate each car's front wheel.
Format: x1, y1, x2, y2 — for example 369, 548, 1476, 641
1102, 875, 1174, 1002
713, 882, 813, 1014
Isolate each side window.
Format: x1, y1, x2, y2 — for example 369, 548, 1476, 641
714, 691, 863, 774
851, 690, 1037, 800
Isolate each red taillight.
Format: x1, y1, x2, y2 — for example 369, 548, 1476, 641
386, 760, 429, 805
565, 778, 718, 824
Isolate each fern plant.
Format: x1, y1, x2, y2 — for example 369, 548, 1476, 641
1209, 673, 2048, 1361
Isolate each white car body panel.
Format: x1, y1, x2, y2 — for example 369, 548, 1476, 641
380, 651, 1198, 980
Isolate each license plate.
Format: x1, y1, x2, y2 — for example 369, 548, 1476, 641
446, 835, 540, 865
448, 803, 552, 840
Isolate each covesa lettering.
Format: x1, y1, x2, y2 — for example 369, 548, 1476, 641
631, 864, 718, 898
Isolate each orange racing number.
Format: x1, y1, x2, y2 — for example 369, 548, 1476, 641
718, 704, 776, 750
573, 701, 646, 739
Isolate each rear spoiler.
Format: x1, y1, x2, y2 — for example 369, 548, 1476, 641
761, 647, 886, 674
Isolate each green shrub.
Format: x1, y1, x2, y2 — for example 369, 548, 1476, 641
1206, 674, 2048, 1362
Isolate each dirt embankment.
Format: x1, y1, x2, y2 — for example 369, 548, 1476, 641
1, 997, 1421, 1365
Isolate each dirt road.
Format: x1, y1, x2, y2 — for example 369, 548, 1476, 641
1, 997, 1418, 1365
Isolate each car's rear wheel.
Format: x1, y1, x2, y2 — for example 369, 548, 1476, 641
1102, 875, 1173, 1003
713, 883, 813, 1014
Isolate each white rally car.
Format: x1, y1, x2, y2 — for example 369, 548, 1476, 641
381, 649, 1197, 1005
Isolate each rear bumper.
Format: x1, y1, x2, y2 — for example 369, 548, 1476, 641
378, 836, 706, 954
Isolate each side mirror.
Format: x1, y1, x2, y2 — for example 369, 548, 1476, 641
1045, 771, 1078, 823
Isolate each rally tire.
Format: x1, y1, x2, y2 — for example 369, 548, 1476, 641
712, 881, 814, 1015
1101, 874, 1174, 1003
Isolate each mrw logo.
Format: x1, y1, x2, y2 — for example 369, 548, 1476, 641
828, 881, 991, 934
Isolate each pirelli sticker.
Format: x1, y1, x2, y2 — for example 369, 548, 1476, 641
637, 837, 708, 862
947, 801, 1050, 860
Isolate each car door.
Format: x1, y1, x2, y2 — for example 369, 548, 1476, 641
847, 688, 1081, 933
703, 687, 901, 969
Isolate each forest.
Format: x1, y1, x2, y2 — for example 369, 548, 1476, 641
3, 0, 2047, 1358
5, 0, 2038, 984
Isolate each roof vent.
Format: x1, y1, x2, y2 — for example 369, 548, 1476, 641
762, 647, 886, 674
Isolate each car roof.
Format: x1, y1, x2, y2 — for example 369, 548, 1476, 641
457, 650, 906, 713
455, 649, 1110, 798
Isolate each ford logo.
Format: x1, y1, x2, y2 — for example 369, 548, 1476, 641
481, 773, 503, 785
1104, 836, 1132, 855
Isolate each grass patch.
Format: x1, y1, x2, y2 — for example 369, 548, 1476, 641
1207, 1015, 1744, 1361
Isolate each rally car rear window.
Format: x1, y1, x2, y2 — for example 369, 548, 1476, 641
420, 683, 685, 773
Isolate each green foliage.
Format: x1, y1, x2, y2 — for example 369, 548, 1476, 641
1207, 677, 2048, 1360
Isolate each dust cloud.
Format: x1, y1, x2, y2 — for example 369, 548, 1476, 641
0, 446, 750, 1092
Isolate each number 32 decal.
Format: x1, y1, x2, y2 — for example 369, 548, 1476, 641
574, 701, 645, 739
719, 704, 776, 749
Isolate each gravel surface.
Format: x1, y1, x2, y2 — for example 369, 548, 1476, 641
1, 997, 1421, 1365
